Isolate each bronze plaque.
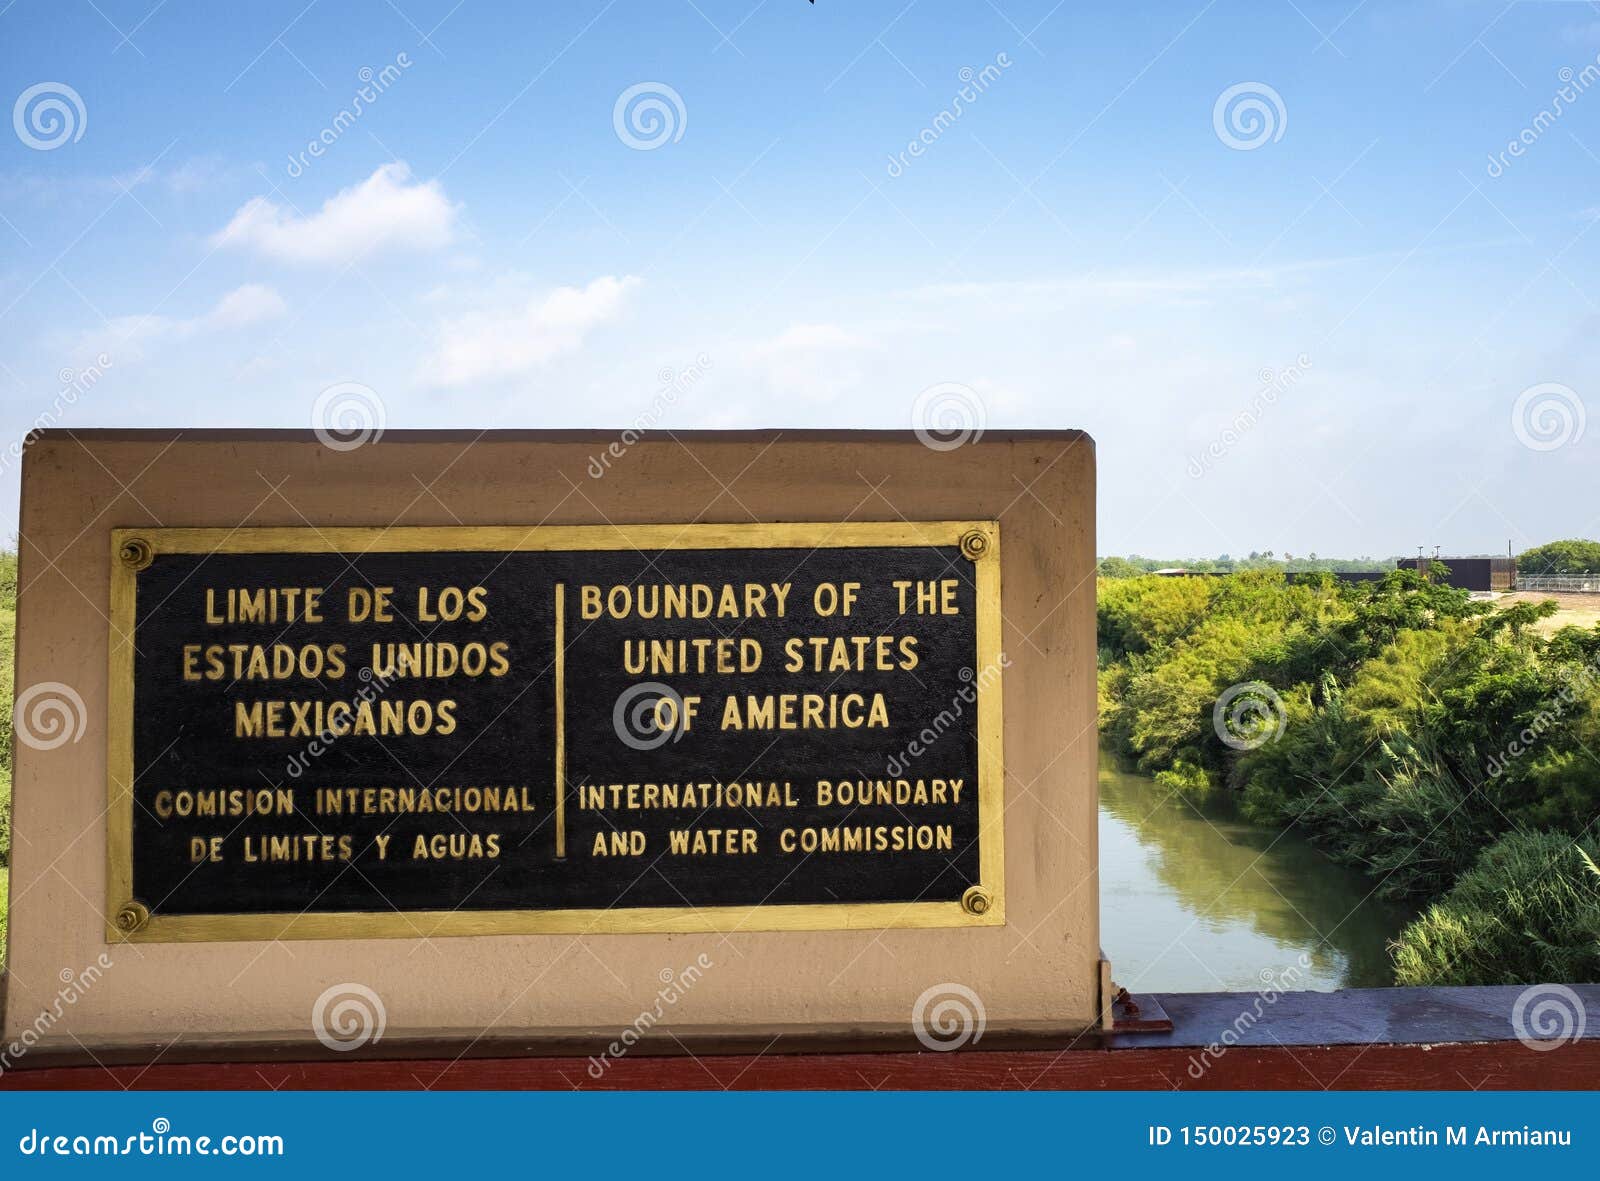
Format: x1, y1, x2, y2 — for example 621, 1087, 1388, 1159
106, 521, 1005, 941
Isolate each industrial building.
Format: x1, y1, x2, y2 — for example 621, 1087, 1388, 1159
1396, 557, 1517, 592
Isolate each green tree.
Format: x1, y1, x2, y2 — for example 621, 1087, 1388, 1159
1519, 539, 1600, 575
1096, 556, 1145, 579
1099, 561, 1600, 981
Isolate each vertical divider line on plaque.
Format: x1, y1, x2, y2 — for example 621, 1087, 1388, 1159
555, 579, 566, 861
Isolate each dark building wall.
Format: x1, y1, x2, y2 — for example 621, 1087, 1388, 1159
1395, 557, 1516, 592
1284, 571, 1387, 584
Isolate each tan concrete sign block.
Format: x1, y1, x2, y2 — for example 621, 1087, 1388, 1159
4, 429, 1097, 1052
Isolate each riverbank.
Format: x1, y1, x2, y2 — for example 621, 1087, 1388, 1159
1098, 569, 1600, 986
1099, 748, 1408, 990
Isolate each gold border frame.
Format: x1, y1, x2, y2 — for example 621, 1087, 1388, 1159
106, 521, 1004, 943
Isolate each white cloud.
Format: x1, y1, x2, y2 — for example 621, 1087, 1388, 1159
422, 275, 641, 386
114, 155, 231, 196
83, 284, 287, 363
1, 155, 238, 204
200, 283, 287, 329
211, 162, 458, 265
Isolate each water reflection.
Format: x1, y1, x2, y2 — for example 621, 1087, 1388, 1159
1098, 749, 1410, 992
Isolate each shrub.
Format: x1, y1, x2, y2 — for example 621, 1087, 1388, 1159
1348, 734, 1491, 901
1153, 757, 1213, 796
1097, 575, 1216, 659
1119, 617, 1273, 771
1392, 829, 1600, 985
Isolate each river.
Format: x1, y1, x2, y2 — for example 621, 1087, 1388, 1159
1098, 750, 1411, 992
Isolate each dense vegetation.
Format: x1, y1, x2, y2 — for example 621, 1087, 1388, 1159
1098, 554, 1394, 577
1518, 539, 1600, 575
1099, 568, 1600, 986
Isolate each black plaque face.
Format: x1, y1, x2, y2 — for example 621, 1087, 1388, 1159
106, 523, 1004, 940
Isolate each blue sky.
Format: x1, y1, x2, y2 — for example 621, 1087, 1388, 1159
2, 0, 1598, 557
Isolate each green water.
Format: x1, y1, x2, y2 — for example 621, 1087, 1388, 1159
1098, 750, 1410, 992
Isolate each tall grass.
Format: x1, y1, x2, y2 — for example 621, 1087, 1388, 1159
1393, 830, 1600, 986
